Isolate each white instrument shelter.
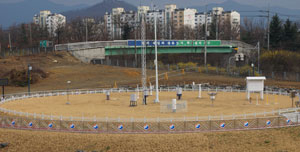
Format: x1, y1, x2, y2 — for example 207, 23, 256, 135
246, 77, 266, 100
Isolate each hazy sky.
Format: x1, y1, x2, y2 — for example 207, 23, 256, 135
1, 0, 300, 10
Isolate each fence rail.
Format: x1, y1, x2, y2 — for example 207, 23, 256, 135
0, 114, 299, 133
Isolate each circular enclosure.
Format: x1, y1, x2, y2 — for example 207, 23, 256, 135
0, 91, 292, 119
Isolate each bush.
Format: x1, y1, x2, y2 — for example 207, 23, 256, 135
177, 62, 197, 71
3, 67, 49, 87
260, 50, 300, 72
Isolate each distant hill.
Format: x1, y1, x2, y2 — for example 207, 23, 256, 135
0, 0, 87, 28
62, 0, 137, 20
191, 0, 300, 22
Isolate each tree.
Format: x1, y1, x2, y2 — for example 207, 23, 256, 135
283, 19, 298, 50
269, 14, 282, 49
122, 23, 132, 40
208, 19, 216, 39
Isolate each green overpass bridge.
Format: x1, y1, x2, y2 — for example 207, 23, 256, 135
55, 40, 246, 63
105, 45, 234, 56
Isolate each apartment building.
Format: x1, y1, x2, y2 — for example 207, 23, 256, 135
173, 8, 197, 29
33, 10, 66, 35
33, 10, 51, 28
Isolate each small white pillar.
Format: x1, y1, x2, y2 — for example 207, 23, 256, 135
198, 84, 202, 98
172, 99, 177, 113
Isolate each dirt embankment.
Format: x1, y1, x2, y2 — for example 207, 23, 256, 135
0, 52, 299, 94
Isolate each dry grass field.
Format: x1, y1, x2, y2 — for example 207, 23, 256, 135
1, 52, 299, 95
0, 92, 292, 119
1, 126, 300, 152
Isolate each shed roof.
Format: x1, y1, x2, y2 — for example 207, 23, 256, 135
246, 77, 266, 80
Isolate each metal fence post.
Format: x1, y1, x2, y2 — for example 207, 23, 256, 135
184, 116, 186, 132
157, 117, 160, 133
233, 118, 236, 129
297, 114, 299, 125
131, 117, 134, 132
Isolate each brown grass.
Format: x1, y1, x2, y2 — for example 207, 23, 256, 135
0, 126, 300, 152
1, 92, 291, 119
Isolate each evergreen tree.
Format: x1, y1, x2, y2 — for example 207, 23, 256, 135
283, 19, 298, 50
122, 23, 132, 40
269, 14, 282, 49
208, 18, 216, 39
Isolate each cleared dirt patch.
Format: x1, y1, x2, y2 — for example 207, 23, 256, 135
1, 91, 291, 119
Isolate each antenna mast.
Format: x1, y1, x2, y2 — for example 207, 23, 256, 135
141, 12, 147, 104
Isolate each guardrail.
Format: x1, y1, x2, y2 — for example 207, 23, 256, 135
0, 88, 299, 133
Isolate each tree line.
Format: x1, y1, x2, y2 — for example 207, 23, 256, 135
0, 14, 299, 52
241, 14, 299, 51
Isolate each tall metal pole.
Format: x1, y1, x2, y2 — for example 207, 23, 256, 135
204, 5, 208, 66
257, 42, 260, 74
267, 3, 270, 51
154, 8, 159, 103
216, 12, 218, 40
8, 33, 12, 52
85, 19, 88, 42
134, 22, 138, 67
28, 64, 31, 95
141, 13, 147, 104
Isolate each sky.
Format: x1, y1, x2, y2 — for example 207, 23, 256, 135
0, 0, 300, 10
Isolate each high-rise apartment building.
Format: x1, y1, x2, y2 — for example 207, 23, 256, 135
33, 10, 66, 35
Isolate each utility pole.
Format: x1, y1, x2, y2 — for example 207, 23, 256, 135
8, 33, 12, 52
267, 3, 270, 51
85, 19, 88, 42
215, 10, 218, 40
257, 41, 260, 74
134, 20, 138, 67
204, 5, 208, 66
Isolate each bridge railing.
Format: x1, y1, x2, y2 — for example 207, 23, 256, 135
55, 40, 128, 51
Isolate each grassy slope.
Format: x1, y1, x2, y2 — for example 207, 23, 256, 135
0, 127, 300, 152
1, 52, 299, 95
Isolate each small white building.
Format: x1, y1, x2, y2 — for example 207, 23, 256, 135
246, 77, 266, 100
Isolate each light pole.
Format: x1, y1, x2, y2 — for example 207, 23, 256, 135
204, 5, 208, 67
28, 64, 32, 95
251, 63, 255, 76
66, 81, 71, 105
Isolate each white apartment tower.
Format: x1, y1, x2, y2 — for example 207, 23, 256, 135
46, 13, 66, 35
33, 10, 51, 28
33, 10, 66, 35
